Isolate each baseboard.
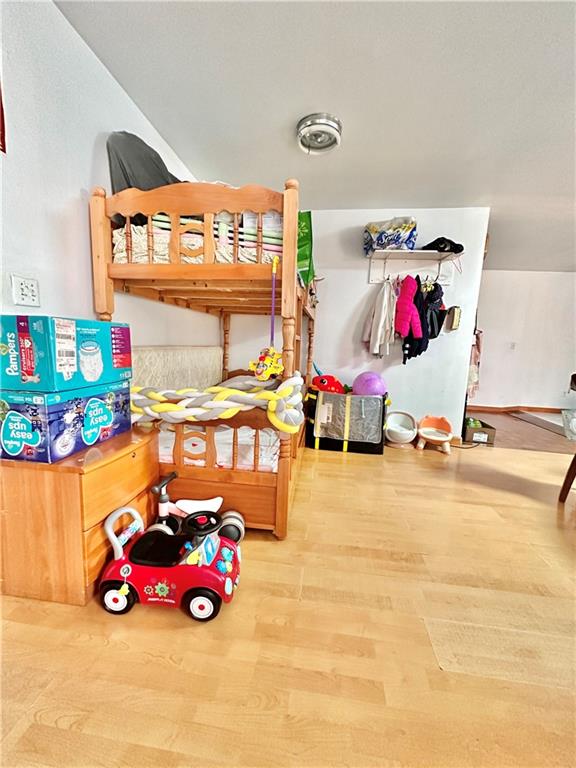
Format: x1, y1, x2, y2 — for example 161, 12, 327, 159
467, 405, 563, 414
450, 436, 463, 446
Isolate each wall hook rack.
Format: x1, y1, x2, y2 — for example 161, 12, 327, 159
367, 249, 462, 285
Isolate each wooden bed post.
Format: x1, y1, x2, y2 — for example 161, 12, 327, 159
275, 437, 291, 539
306, 317, 315, 385
281, 179, 299, 378
294, 295, 303, 376
222, 312, 231, 379
89, 188, 114, 321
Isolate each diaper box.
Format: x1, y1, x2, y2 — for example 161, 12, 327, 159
0, 315, 132, 393
0, 380, 131, 463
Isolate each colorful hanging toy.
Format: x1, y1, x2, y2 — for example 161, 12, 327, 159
249, 256, 285, 381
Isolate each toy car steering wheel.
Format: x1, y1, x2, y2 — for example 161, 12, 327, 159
182, 511, 222, 537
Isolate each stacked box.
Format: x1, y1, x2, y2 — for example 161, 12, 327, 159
1, 315, 132, 463
0, 315, 132, 391
464, 417, 496, 445
305, 391, 386, 454
0, 381, 131, 463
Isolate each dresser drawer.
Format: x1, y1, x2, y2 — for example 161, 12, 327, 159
83, 488, 155, 586
81, 435, 158, 530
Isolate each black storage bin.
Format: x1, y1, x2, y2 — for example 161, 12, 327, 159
304, 391, 386, 454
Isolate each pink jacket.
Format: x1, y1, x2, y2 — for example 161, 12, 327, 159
394, 276, 422, 338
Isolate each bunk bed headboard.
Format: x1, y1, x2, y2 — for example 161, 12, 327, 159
104, 182, 285, 218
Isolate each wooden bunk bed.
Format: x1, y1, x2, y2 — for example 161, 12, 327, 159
89, 179, 315, 539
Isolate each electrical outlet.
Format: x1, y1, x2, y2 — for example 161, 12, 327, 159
11, 274, 40, 307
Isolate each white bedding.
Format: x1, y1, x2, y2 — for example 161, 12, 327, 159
159, 425, 279, 472
113, 223, 279, 265
133, 347, 281, 473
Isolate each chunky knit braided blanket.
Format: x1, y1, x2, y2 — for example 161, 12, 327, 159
131, 373, 304, 435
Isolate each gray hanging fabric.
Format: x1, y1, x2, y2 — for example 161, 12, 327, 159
106, 131, 181, 224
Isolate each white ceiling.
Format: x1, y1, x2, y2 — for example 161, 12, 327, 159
58, 1, 575, 270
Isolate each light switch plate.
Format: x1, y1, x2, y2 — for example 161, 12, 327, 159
11, 274, 40, 307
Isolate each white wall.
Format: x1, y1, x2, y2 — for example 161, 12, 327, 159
475, 270, 576, 409
299, 208, 490, 432
1, 1, 219, 348
229, 210, 489, 431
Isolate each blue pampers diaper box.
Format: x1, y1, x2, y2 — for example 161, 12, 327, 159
0, 315, 132, 393
0, 380, 131, 463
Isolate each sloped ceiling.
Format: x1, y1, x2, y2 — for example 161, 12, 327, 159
57, 1, 575, 270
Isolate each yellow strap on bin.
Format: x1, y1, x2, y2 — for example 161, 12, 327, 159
314, 391, 323, 449
342, 393, 352, 452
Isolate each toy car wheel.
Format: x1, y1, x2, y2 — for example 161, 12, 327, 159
100, 581, 137, 615
219, 522, 243, 543
148, 514, 181, 535
165, 514, 181, 534
219, 510, 245, 543
147, 522, 175, 536
183, 588, 221, 622
158, 514, 181, 534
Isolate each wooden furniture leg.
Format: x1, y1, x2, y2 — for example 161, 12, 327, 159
559, 453, 576, 503
275, 437, 291, 539
222, 312, 230, 379
89, 188, 115, 321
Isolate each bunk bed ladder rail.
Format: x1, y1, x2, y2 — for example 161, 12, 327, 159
146, 216, 154, 263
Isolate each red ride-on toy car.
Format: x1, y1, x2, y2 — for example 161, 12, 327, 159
99, 503, 242, 622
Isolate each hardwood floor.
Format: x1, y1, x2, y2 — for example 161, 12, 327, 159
468, 411, 574, 454
2, 445, 575, 768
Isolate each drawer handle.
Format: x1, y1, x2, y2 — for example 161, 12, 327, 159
131, 452, 136, 458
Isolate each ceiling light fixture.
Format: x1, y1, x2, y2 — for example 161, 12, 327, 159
296, 113, 342, 155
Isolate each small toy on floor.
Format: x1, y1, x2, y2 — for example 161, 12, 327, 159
148, 471, 245, 542
385, 411, 417, 448
99, 473, 244, 622
416, 415, 453, 454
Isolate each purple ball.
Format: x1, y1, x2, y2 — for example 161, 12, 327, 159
352, 371, 387, 396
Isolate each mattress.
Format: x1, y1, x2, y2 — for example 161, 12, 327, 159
132, 346, 222, 390
159, 425, 279, 472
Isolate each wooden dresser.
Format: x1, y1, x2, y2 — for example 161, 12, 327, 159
0, 429, 159, 606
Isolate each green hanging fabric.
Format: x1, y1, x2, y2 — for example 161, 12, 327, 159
297, 211, 314, 286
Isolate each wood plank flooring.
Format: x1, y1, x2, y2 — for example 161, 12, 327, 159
2, 445, 575, 767
468, 411, 574, 454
